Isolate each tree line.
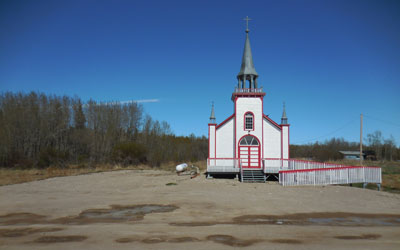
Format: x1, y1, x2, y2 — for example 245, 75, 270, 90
1, 91, 398, 168
290, 134, 399, 162
0, 92, 207, 168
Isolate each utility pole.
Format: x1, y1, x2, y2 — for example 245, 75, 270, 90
360, 113, 363, 165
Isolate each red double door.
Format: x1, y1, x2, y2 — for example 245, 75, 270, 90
239, 146, 260, 168
239, 135, 261, 168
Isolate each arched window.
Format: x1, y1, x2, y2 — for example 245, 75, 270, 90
244, 112, 254, 130
239, 135, 259, 145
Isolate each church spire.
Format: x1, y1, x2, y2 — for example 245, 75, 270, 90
237, 16, 258, 89
281, 102, 288, 125
209, 102, 216, 123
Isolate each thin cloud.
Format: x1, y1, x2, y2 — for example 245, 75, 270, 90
83, 99, 160, 107
121, 99, 160, 104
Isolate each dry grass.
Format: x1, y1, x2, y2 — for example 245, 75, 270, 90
2, 159, 398, 193
0, 160, 207, 186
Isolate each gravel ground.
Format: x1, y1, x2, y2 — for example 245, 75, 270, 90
0, 169, 399, 249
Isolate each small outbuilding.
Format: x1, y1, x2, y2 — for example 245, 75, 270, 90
339, 151, 365, 160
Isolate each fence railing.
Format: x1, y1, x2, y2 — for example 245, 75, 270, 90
279, 166, 382, 186
234, 87, 264, 93
207, 158, 240, 173
263, 158, 364, 172
207, 158, 381, 186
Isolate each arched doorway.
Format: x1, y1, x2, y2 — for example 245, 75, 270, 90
239, 135, 260, 168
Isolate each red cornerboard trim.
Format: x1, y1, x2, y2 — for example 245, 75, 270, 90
208, 125, 210, 158
234, 97, 238, 158
288, 125, 290, 159
215, 125, 216, 158
261, 97, 264, 159
216, 114, 235, 129
280, 166, 381, 174
281, 126, 283, 160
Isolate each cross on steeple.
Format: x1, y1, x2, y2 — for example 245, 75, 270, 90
243, 16, 252, 32
237, 16, 258, 89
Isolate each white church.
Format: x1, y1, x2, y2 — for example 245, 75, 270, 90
206, 20, 381, 187
207, 23, 290, 181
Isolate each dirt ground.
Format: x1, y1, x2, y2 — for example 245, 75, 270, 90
0, 170, 400, 249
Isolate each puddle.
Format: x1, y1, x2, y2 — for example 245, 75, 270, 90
33, 235, 88, 243
0, 213, 47, 226
232, 213, 400, 227
308, 217, 400, 226
171, 212, 400, 227
54, 204, 178, 224
334, 234, 381, 240
166, 237, 200, 243
0, 204, 178, 225
0, 228, 63, 237
206, 234, 261, 247
142, 236, 166, 244
79, 205, 177, 220
115, 237, 139, 243
115, 235, 200, 244
169, 222, 217, 227
269, 239, 302, 244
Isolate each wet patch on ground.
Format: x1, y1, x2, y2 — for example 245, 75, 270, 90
232, 212, 400, 226
54, 204, 178, 224
0, 204, 178, 225
206, 234, 262, 247
0, 213, 47, 226
0, 227, 63, 237
169, 221, 217, 227
169, 212, 400, 228
115, 235, 200, 244
33, 235, 88, 243
334, 234, 381, 240
269, 238, 303, 244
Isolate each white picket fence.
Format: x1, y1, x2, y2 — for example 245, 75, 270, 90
279, 166, 381, 186
207, 158, 381, 187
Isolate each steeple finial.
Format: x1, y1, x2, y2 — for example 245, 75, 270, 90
237, 16, 258, 90
209, 102, 216, 123
243, 16, 252, 33
281, 102, 288, 125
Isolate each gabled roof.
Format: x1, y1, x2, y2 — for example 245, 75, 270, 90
263, 114, 281, 130
216, 114, 235, 129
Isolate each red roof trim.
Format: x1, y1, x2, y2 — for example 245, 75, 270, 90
263, 115, 281, 130
216, 114, 235, 130
280, 166, 381, 174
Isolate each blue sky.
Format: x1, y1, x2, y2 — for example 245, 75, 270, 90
1, 0, 399, 145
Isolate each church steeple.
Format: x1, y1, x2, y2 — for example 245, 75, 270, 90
237, 16, 258, 89
281, 102, 288, 125
209, 102, 216, 123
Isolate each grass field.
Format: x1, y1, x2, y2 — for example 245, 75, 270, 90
0, 161, 207, 186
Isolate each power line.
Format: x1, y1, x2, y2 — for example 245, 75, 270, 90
363, 114, 400, 128
293, 118, 358, 144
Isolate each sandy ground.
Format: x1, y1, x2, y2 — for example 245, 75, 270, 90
0, 169, 400, 249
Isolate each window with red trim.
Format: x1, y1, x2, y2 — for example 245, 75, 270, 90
245, 112, 254, 130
